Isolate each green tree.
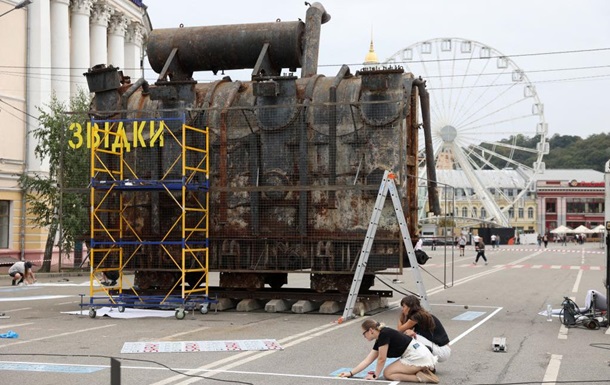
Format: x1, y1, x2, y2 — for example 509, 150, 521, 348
19, 90, 91, 272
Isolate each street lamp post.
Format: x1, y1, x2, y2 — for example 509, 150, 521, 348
0, 0, 31, 19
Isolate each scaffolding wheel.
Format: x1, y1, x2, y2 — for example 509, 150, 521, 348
89, 308, 97, 319
118, 304, 126, 313
175, 308, 186, 320
200, 304, 209, 315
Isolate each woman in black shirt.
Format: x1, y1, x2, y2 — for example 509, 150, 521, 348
398, 295, 451, 362
339, 319, 439, 383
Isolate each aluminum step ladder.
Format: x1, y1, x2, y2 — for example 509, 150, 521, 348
341, 170, 429, 322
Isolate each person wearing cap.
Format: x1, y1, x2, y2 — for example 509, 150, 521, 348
8, 261, 36, 286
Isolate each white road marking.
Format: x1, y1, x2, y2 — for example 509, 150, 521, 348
448, 307, 503, 346
158, 326, 211, 341
558, 324, 568, 340
0, 324, 116, 349
541, 354, 562, 385
0, 295, 72, 302
57, 301, 80, 306
2, 307, 31, 312
571, 269, 583, 293
0, 322, 34, 329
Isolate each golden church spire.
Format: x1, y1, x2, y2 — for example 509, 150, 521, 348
363, 28, 379, 65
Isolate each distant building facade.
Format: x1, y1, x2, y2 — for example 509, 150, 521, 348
429, 168, 538, 234
534, 169, 604, 234
0, 0, 150, 267
426, 167, 606, 237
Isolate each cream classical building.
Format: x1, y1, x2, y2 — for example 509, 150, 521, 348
423, 168, 538, 236
0, 0, 149, 267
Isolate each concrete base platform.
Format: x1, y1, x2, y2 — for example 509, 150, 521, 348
292, 300, 321, 314
211, 298, 236, 311
319, 300, 343, 314
354, 297, 389, 316
265, 299, 296, 313
236, 298, 263, 312
211, 296, 388, 315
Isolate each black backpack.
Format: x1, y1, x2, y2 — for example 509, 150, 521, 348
404, 249, 430, 267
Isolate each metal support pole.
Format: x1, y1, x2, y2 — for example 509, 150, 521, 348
606, 232, 610, 330
111, 357, 121, 385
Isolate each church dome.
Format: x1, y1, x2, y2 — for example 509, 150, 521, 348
364, 40, 379, 65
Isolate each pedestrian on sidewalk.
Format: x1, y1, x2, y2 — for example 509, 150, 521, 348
474, 239, 487, 265
458, 235, 466, 257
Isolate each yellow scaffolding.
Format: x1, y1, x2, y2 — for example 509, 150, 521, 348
87, 115, 210, 318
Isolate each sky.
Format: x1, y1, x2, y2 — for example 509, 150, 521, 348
142, 0, 610, 139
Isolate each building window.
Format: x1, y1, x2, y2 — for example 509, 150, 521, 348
481, 208, 486, 218
472, 207, 477, 218
566, 197, 604, 214
518, 208, 524, 218
462, 207, 468, 217
508, 207, 514, 218
528, 207, 534, 218
545, 199, 556, 213
0, 201, 9, 249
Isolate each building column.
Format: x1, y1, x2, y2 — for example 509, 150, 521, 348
539, 197, 546, 234
124, 21, 145, 80
107, 12, 129, 70
70, 0, 93, 95
27, 0, 52, 174
50, 0, 71, 103
557, 196, 566, 226
89, 1, 112, 67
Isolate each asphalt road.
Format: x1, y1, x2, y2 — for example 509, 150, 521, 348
1, 242, 609, 385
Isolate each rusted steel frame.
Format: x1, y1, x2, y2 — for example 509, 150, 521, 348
328, 65, 351, 204
249, 132, 260, 235
413, 78, 440, 216
211, 184, 379, 192
407, 86, 419, 239
298, 102, 309, 236
219, 82, 242, 223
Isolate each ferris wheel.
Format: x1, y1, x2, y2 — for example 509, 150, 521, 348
385, 38, 549, 227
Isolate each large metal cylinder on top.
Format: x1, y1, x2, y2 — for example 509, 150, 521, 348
147, 22, 305, 80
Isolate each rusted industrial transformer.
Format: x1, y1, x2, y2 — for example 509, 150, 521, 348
85, 3, 438, 295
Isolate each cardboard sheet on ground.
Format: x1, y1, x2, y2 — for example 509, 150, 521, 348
331, 358, 398, 378
121, 339, 283, 353
63, 307, 175, 319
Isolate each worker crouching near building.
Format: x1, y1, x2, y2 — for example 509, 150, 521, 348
8, 261, 36, 286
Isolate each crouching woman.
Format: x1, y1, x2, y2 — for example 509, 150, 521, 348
339, 319, 439, 383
